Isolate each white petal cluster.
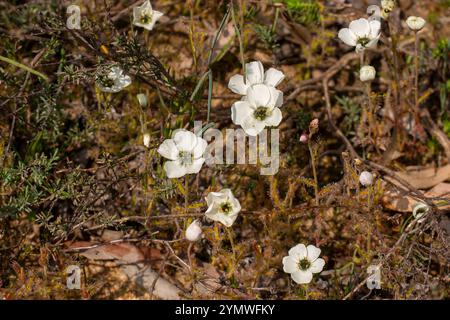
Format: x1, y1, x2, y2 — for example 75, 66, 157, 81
228, 61, 285, 136
205, 189, 241, 227
133, 0, 164, 31
338, 18, 381, 53
157, 129, 207, 178
282, 244, 325, 284
186, 220, 202, 242
406, 16, 426, 31
96, 66, 131, 93
360, 65, 376, 82
359, 171, 374, 186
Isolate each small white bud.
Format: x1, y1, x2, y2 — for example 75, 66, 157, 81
359, 171, 374, 187
360, 66, 376, 82
143, 133, 151, 148
185, 220, 202, 242
406, 16, 426, 31
137, 93, 148, 107
412, 203, 429, 222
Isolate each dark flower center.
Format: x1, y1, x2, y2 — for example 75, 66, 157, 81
178, 151, 193, 166
357, 37, 371, 47
219, 202, 232, 214
97, 74, 115, 88
298, 258, 311, 271
254, 107, 270, 121
140, 14, 152, 24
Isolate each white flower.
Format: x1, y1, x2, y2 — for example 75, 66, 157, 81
205, 189, 241, 227
413, 203, 429, 223
96, 66, 131, 93
137, 93, 148, 107
231, 84, 283, 136
143, 133, 151, 148
360, 65, 376, 82
185, 220, 202, 242
282, 243, 325, 284
228, 61, 285, 96
359, 171, 374, 186
338, 18, 381, 53
133, 0, 163, 31
406, 16, 426, 31
157, 129, 207, 179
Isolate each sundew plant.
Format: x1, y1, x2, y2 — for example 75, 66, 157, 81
0, 0, 449, 300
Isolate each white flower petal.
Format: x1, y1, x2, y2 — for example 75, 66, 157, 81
247, 84, 271, 107
192, 136, 208, 159
116, 74, 131, 89
366, 36, 380, 49
309, 258, 325, 273
264, 107, 282, 127
291, 270, 313, 284
164, 160, 187, 178
241, 116, 266, 136
369, 20, 381, 38
264, 68, 285, 87
349, 18, 371, 38
282, 256, 298, 273
231, 101, 254, 126
288, 244, 307, 260
306, 245, 321, 262
228, 74, 249, 95
173, 130, 198, 152
245, 61, 264, 85
338, 28, 357, 46
267, 87, 283, 108
157, 139, 179, 160
185, 157, 205, 174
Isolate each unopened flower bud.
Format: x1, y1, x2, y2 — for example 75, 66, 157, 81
300, 133, 309, 144
359, 171, 373, 186
381, 0, 395, 19
360, 66, 376, 82
406, 16, 426, 31
309, 119, 319, 135
186, 220, 202, 242
137, 93, 148, 107
143, 133, 151, 148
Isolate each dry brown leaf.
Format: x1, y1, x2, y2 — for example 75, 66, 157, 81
387, 165, 450, 190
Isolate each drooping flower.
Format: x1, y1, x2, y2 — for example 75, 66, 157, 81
157, 129, 207, 179
228, 61, 285, 96
231, 84, 283, 136
185, 220, 202, 242
96, 66, 131, 93
413, 203, 429, 223
406, 16, 426, 31
205, 189, 241, 227
360, 65, 376, 82
359, 171, 374, 186
282, 244, 325, 284
338, 18, 381, 53
133, 0, 164, 31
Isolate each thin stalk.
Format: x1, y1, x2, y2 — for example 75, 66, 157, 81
414, 31, 419, 110
225, 227, 237, 266
0, 55, 48, 80
184, 176, 189, 213
308, 140, 319, 205
231, 1, 246, 82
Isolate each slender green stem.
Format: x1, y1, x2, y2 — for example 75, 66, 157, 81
414, 32, 419, 110
271, 7, 280, 33
225, 227, 237, 265
184, 176, 189, 213
308, 140, 319, 205
231, 1, 246, 83
0, 55, 48, 80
